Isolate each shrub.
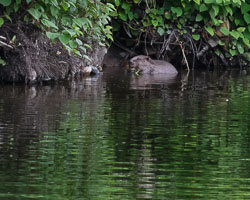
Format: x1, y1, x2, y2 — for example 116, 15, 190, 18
0, 0, 115, 64
108, 0, 250, 68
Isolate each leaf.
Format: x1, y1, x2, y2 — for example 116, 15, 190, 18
114, 0, 120, 6
41, 19, 58, 30
121, 2, 130, 12
218, 40, 225, 46
243, 38, 250, 48
157, 27, 165, 36
0, 18, 4, 27
119, 12, 127, 21
128, 11, 133, 21
0, 0, 11, 6
46, 32, 60, 40
74, 50, 82, 57
230, 30, 240, 39
205, 26, 214, 36
200, 4, 208, 12
28, 8, 41, 20
84, 43, 92, 50
180, 18, 185, 24
0, 58, 6, 66
80, 46, 86, 53
151, 19, 158, 27
241, 2, 250, 14
244, 29, 250, 41
237, 43, 244, 54
14, 2, 19, 12
61, 16, 72, 26
196, 14, 203, 22
26, 0, 32, 3
4, 13, 11, 22
220, 27, 230, 35
50, 6, 59, 18
68, 1, 76, 8
192, 34, 200, 41
76, 38, 83, 46
171, 7, 183, 17
244, 13, 250, 24
61, 1, 70, 11
193, 0, 200, 5
157, 16, 163, 24
106, 34, 113, 41
106, 3, 115, 11
176, 7, 183, 17
229, 49, 237, 56
69, 40, 77, 49
165, 12, 171, 19
209, 9, 215, 18
237, 27, 245, 32
50, 0, 58, 7
212, 4, 219, 16
157, 8, 164, 15
59, 33, 71, 44
64, 29, 75, 37
225, 6, 233, 16
204, 0, 215, 3
83, 55, 92, 61
73, 18, 83, 27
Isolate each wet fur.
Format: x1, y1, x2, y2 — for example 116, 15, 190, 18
129, 55, 177, 75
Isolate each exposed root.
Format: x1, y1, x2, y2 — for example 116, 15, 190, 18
0, 21, 106, 83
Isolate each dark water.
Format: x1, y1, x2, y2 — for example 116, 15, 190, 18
0, 69, 250, 200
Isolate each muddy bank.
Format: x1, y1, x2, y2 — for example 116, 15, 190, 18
0, 21, 106, 83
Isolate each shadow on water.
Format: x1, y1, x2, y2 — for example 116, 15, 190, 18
0, 69, 250, 199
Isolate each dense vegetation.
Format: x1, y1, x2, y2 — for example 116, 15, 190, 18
109, 0, 250, 66
0, 0, 114, 66
109, 0, 249, 69
0, 0, 249, 69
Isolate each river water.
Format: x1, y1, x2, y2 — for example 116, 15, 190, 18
0, 69, 250, 200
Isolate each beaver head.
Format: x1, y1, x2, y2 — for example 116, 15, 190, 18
129, 55, 154, 74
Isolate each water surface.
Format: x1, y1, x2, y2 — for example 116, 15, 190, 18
0, 70, 250, 200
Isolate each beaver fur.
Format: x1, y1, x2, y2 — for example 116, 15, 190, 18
129, 55, 178, 75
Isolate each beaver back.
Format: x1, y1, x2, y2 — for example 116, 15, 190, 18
129, 55, 177, 75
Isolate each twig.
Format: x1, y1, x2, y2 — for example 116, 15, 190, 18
181, 70, 190, 93
0, 36, 7, 40
184, 33, 198, 70
144, 30, 148, 56
174, 33, 190, 72
113, 41, 136, 56
0, 41, 13, 49
179, 41, 190, 72
197, 44, 209, 58
160, 30, 176, 55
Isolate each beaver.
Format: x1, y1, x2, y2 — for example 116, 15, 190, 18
129, 55, 178, 75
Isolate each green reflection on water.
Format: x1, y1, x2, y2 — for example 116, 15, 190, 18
0, 73, 250, 200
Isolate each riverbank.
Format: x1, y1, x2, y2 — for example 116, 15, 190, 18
0, 21, 107, 83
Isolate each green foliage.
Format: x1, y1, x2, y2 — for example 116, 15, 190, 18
0, 0, 11, 7
108, 0, 249, 63
0, 18, 4, 27
0, 58, 6, 66
0, 0, 115, 60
